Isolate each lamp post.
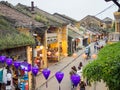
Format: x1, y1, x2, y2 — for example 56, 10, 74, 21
30, 1, 36, 90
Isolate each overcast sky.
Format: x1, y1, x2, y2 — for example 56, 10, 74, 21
0, 0, 118, 20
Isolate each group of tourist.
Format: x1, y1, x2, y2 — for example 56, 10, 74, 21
69, 62, 86, 90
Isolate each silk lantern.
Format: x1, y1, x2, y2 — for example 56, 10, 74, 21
6, 58, 13, 66
92, 54, 97, 59
14, 61, 21, 69
55, 71, 64, 90
82, 53, 87, 59
21, 62, 31, 72
71, 74, 80, 87
72, 53, 77, 58
0, 56, 6, 63
32, 66, 39, 76
42, 68, 51, 88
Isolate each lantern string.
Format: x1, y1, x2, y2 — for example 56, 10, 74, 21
59, 85, 61, 90
46, 81, 48, 88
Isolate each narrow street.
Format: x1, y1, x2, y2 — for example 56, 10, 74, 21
36, 40, 107, 90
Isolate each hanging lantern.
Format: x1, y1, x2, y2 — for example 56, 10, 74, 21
25, 64, 31, 72
0, 56, 6, 63
42, 68, 51, 88
14, 61, 21, 69
71, 74, 80, 87
47, 51, 51, 55
72, 53, 77, 58
92, 54, 97, 59
32, 66, 39, 76
64, 53, 68, 57
55, 71, 64, 83
21, 62, 31, 72
55, 52, 59, 56
82, 53, 87, 59
6, 58, 13, 66
55, 71, 64, 90
40, 45, 43, 50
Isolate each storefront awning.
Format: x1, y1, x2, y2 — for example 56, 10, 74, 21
68, 29, 82, 39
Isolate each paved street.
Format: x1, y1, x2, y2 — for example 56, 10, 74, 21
35, 40, 108, 90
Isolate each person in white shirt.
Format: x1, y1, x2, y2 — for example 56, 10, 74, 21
6, 68, 12, 90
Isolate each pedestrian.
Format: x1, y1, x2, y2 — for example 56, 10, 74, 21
94, 41, 99, 53
69, 66, 77, 89
85, 45, 91, 59
6, 67, 12, 90
78, 62, 83, 69
79, 81, 86, 90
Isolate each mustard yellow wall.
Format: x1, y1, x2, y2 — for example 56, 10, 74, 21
61, 26, 68, 55
43, 30, 48, 68
50, 42, 58, 48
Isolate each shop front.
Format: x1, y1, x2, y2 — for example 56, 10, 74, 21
47, 33, 60, 64
68, 29, 83, 55
0, 46, 29, 90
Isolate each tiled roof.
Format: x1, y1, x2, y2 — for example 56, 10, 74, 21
0, 1, 44, 27
79, 15, 103, 23
53, 13, 78, 24
15, 3, 67, 27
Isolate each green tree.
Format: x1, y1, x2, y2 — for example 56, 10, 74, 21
83, 42, 120, 90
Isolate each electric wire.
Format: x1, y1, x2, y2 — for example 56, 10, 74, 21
95, 4, 115, 16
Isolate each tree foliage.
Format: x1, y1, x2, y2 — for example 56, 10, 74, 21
83, 42, 120, 90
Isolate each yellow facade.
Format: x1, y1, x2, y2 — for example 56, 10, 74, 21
61, 26, 68, 55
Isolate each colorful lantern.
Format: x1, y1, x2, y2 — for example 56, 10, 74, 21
64, 53, 68, 57
47, 51, 51, 55
32, 66, 39, 76
42, 68, 51, 80
40, 45, 43, 50
42, 68, 51, 87
0, 56, 6, 63
6, 58, 13, 66
92, 54, 97, 59
55, 71, 64, 90
21, 62, 31, 72
55, 71, 64, 83
14, 61, 21, 69
71, 74, 80, 87
55, 52, 59, 56
82, 53, 87, 59
72, 53, 77, 58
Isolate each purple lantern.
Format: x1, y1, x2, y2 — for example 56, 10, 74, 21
32, 66, 39, 76
55, 71, 64, 90
0, 56, 6, 63
71, 74, 81, 87
14, 61, 21, 69
6, 58, 13, 66
42, 68, 51, 87
55, 71, 64, 83
42, 68, 51, 80
21, 62, 31, 72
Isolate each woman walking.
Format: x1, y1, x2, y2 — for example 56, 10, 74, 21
79, 81, 86, 90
